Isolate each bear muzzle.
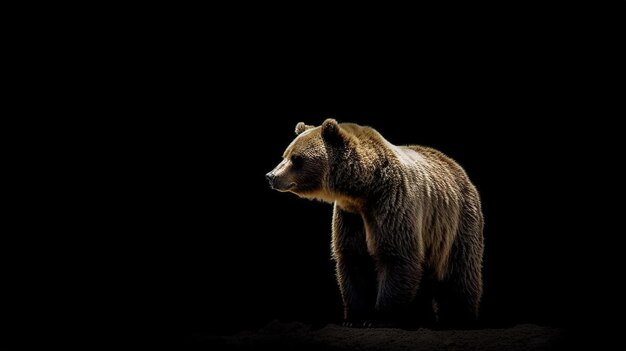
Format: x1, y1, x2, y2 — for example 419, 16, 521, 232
266, 172, 296, 192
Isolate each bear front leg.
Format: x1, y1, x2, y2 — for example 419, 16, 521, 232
374, 254, 423, 325
335, 254, 377, 326
332, 206, 377, 326
361, 209, 424, 326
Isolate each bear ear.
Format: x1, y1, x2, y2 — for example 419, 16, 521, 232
295, 122, 313, 135
321, 118, 346, 146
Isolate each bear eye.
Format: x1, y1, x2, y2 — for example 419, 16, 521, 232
291, 154, 303, 168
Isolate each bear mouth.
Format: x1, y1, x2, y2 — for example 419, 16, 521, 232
275, 182, 296, 192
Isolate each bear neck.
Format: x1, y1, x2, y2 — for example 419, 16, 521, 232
326, 155, 404, 214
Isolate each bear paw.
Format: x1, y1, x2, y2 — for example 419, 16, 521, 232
342, 320, 373, 328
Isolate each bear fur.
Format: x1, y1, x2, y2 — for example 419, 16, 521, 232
266, 119, 484, 328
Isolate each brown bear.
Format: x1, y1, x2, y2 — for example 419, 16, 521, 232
266, 119, 484, 328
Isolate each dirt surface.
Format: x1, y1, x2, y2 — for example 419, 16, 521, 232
185, 320, 566, 350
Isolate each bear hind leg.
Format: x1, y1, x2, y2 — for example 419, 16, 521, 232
435, 280, 480, 329
436, 207, 484, 329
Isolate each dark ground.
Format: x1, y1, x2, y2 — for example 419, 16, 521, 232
186, 321, 567, 351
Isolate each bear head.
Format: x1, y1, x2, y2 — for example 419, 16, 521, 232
266, 118, 357, 200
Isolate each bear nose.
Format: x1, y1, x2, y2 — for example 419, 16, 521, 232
265, 172, 275, 183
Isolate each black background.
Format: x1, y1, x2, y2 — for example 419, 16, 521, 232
96, 15, 609, 343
